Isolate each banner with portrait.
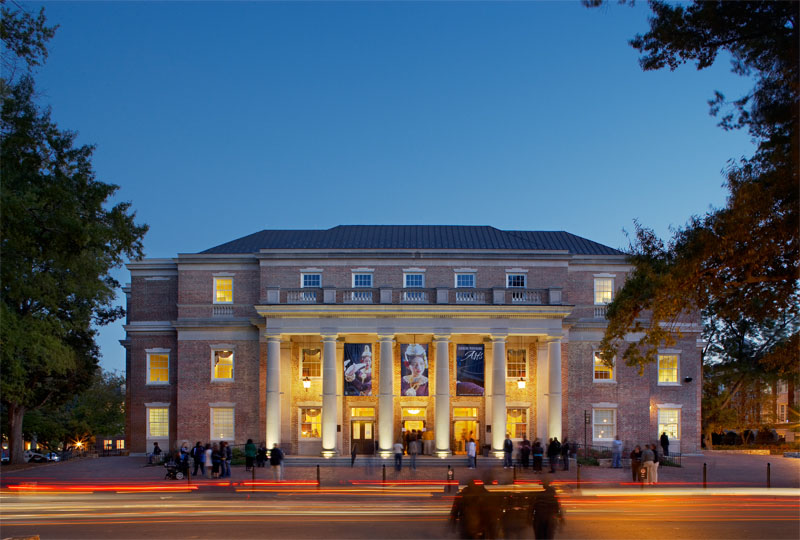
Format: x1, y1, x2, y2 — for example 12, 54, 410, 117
456, 344, 485, 396
343, 343, 373, 396
400, 343, 429, 397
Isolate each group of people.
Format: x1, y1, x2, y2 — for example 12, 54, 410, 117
611, 432, 672, 484
155, 439, 286, 481
502, 434, 574, 473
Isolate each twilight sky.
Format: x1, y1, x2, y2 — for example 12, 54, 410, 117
30, 1, 754, 374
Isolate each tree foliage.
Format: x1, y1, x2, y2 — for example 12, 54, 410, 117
0, 3, 147, 463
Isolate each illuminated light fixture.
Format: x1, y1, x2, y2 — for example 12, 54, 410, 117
407, 409, 420, 415
517, 378, 526, 389
302, 376, 311, 390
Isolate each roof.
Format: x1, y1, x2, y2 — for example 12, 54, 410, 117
199, 225, 624, 256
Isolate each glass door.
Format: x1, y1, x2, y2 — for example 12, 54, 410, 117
351, 420, 375, 455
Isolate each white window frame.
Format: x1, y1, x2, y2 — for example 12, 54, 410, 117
403, 273, 425, 288
210, 404, 235, 442
506, 273, 526, 288
657, 404, 682, 442
213, 275, 234, 304
594, 275, 614, 305
658, 353, 680, 386
211, 347, 235, 382
145, 403, 169, 440
592, 351, 615, 383
301, 348, 322, 379
506, 407, 528, 440
352, 272, 373, 288
146, 348, 170, 385
301, 273, 322, 288
455, 273, 476, 288
506, 349, 527, 379
299, 406, 322, 440
591, 405, 617, 442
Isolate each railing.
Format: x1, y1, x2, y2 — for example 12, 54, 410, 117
212, 305, 234, 317
507, 289, 548, 305
342, 289, 375, 304
286, 289, 320, 304
453, 289, 488, 304
594, 305, 608, 318
401, 289, 429, 303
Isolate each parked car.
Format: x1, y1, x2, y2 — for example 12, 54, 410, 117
45, 452, 60, 462
24, 450, 48, 463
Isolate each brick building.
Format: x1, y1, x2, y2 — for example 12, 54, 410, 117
123, 225, 702, 456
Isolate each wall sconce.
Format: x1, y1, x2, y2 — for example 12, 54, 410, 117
302, 376, 311, 390
517, 378, 526, 389
684, 377, 693, 383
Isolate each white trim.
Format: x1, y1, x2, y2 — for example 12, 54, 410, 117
300, 267, 324, 273
593, 273, 616, 278
211, 348, 235, 382
145, 350, 170, 386
454, 268, 478, 273
351, 267, 374, 272
592, 350, 616, 383
299, 406, 323, 441
656, 403, 683, 409
403, 272, 425, 288
209, 402, 236, 407
145, 404, 169, 439
402, 267, 426, 273
659, 348, 682, 354
505, 268, 529, 273
210, 406, 235, 442
212, 272, 236, 277
593, 276, 614, 305
657, 353, 681, 386
213, 276, 234, 304
144, 402, 170, 407
591, 402, 618, 408
454, 272, 477, 288
591, 407, 617, 441
144, 276, 171, 281
301, 272, 322, 288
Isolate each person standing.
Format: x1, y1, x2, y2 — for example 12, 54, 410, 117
641, 444, 655, 485
222, 441, 232, 478
245, 438, 257, 472
148, 441, 162, 464
192, 442, 205, 477
409, 437, 419, 470
256, 443, 267, 468
466, 438, 477, 469
270, 443, 284, 481
660, 432, 670, 457
612, 435, 623, 469
651, 443, 660, 484
393, 440, 404, 471
532, 440, 543, 472
520, 437, 531, 469
503, 433, 514, 469
204, 443, 212, 478
547, 438, 561, 473
560, 439, 570, 471
211, 443, 221, 478
629, 445, 642, 482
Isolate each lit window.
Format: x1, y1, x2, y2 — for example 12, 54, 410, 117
351, 407, 376, 417
453, 407, 478, 417
147, 352, 169, 384
214, 277, 233, 304
507, 349, 526, 378
594, 277, 613, 305
302, 273, 321, 288
300, 408, 321, 439
507, 408, 527, 439
658, 354, 679, 384
507, 274, 526, 288
211, 407, 234, 440
658, 408, 680, 440
353, 273, 373, 288
401, 407, 425, 418
148, 407, 168, 438
593, 353, 614, 381
104, 439, 113, 450
456, 273, 475, 288
592, 409, 615, 440
302, 348, 321, 378
404, 273, 424, 288
213, 350, 234, 380
116, 440, 125, 450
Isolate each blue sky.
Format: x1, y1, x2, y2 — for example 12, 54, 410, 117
30, 1, 755, 374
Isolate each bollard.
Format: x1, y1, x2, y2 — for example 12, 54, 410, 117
577, 462, 581, 490
382, 464, 386, 484
703, 462, 707, 489
767, 462, 771, 488
316, 464, 320, 488
513, 463, 517, 483
252, 463, 255, 493
447, 465, 454, 493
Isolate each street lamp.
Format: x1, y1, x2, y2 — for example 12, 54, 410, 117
302, 376, 311, 390
517, 378, 526, 389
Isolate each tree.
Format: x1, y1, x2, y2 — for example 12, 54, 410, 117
590, 2, 798, 408
0, 3, 147, 463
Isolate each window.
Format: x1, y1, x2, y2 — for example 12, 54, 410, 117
116, 439, 125, 450
148, 407, 168, 438
351, 407, 376, 417
779, 404, 787, 422
453, 407, 477, 417
594, 277, 613, 305
404, 273, 424, 288
353, 273, 373, 288
658, 354, 679, 384
507, 349, 526, 378
302, 348, 321, 378
778, 381, 788, 394
104, 439, 113, 451
300, 408, 321, 439
212, 350, 234, 380
507, 408, 527, 439
147, 351, 169, 384
214, 277, 233, 303
302, 273, 321, 288
592, 409, 616, 440
658, 408, 680, 440
456, 273, 475, 288
211, 407, 234, 440
507, 274, 526, 288
593, 353, 614, 381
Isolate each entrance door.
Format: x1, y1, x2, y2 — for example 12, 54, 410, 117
351, 420, 374, 455
453, 420, 480, 454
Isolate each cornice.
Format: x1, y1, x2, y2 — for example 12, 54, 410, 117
254, 304, 574, 320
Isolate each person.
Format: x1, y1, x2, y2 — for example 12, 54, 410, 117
393, 440, 404, 471
245, 438, 257, 472
178, 443, 190, 477
270, 443, 284, 481
612, 435, 623, 469
221, 441, 232, 478
560, 439, 570, 471
351, 441, 358, 468
520, 437, 531, 469
466, 437, 477, 469
192, 441, 205, 477
211, 443, 221, 478
204, 443, 212, 478
532, 440, 543, 472
503, 433, 514, 468
641, 444, 655, 485
401, 344, 429, 396
148, 441, 162, 464
449, 479, 491, 539
257, 443, 268, 468
651, 443, 660, 484
630, 445, 642, 482
660, 432, 670, 457
409, 437, 419, 470
344, 345, 373, 396
422, 428, 434, 456
547, 438, 561, 473
533, 480, 563, 539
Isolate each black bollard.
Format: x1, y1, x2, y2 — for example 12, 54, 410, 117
703, 462, 707, 489
383, 464, 386, 484
577, 462, 581, 490
252, 463, 256, 493
767, 462, 771, 488
316, 464, 320, 488
447, 465, 454, 493
513, 463, 517, 483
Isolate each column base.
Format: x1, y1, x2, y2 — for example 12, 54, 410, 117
321, 450, 337, 458
492, 450, 505, 459
435, 449, 451, 458
377, 450, 393, 459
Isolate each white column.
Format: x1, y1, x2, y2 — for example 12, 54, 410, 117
547, 338, 563, 440
321, 334, 338, 456
434, 335, 451, 456
265, 335, 281, 448
378, 334, 394, 456
491, 335, 507, 454
536, 341, 549, 442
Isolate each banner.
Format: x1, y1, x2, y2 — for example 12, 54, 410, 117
400, 343, 429, 396
456, 344, 485, 396
344, 343, 373, 396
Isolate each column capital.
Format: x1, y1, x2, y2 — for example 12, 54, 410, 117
432, 334, 451, 343
265, 333, 282, 342
543, 335, 563, 344
320, 333, 338, 342
377, 334, 395, 343
489, 333, 508, 342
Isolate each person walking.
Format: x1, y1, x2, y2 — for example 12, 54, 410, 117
547, 438, 561, 473
204, 443, 212, 478
612, 435, 623, 469
466, 438, 477, 469
560, 439, 570, 471
641, 444, 655, 485
630, 445, 642, 482
409, 437, 419, 470
533, 480, 563, 540
393, 440, 404, 472
191, 442, 205, 477
270, 443, 284, 481
660, 432, 670, 457
532, 440, 543, 472
245, 438, 257, 472
503, 433, 514, 469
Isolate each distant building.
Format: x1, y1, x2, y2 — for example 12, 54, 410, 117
123, 225, 702, 456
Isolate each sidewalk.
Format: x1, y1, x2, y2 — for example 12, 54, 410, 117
2, 451, 798, 489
